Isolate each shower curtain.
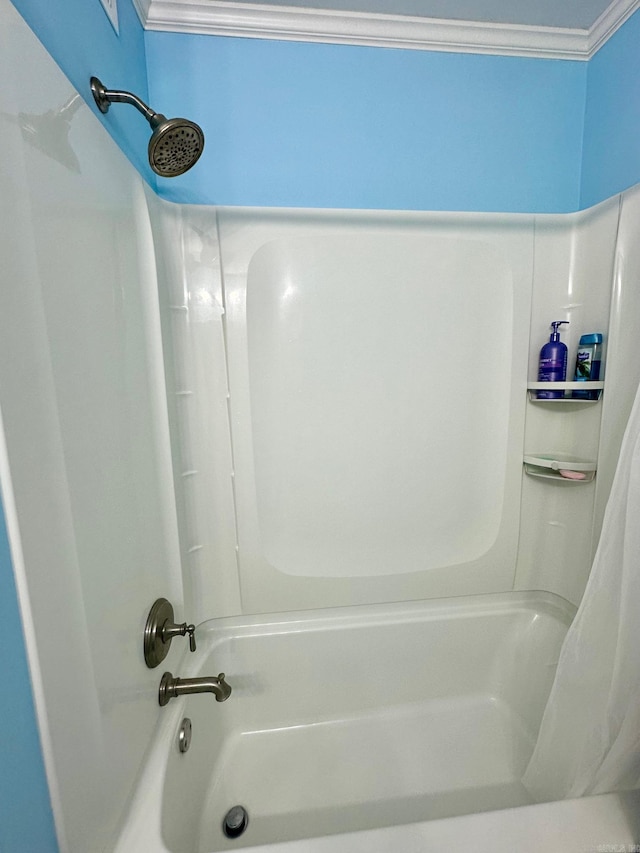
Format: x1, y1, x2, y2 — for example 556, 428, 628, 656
522, 381, 640, 802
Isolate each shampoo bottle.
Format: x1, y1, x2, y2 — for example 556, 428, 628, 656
537, 321, 569, 399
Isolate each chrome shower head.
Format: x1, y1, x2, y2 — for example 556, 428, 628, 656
90, 77, 204, 177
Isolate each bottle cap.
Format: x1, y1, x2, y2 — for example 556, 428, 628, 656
579, 333, 603, 345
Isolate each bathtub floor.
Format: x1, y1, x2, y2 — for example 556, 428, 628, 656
197, 694, 535, 851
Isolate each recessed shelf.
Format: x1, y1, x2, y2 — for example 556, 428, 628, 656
523, 454, 596, 483
527, 381, 604, 403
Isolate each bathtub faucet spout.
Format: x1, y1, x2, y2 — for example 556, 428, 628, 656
158, 671, 232, 706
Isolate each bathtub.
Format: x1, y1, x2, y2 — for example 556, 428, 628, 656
114, 592, 640, 853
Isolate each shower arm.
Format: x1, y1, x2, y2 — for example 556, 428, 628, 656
90, 77, 163, 129
89, 75, 205, 177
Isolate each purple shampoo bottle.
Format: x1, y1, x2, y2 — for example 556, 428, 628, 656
537, 321, 569, 399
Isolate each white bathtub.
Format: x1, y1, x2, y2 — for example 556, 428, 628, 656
114, 592, 640, 853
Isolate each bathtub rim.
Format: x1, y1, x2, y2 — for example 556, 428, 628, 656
193, 589, 576, 661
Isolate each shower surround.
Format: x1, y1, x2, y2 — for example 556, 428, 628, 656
2, 0, 640, 850
149, 195, 624, 622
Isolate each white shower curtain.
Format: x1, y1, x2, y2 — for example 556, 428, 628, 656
522, 382, 640, 802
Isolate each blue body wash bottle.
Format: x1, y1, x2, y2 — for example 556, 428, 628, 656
572, 333, 603, 399
537, 321, 569, 399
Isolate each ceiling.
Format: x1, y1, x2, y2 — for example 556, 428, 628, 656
221, 0, 618, 32
138, 0, 640, 60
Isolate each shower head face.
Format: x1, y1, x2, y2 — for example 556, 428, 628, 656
148, 117, 205, 177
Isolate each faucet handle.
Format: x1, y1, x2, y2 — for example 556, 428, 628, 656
144, 599, 197, 668
162, 620, 197, 653
186, 624, 196, 653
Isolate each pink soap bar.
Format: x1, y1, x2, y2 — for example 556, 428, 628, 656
559, 469, 587, 480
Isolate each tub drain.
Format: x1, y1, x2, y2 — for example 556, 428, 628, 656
222, 805, 249, 839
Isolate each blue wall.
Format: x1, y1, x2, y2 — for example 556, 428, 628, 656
145, 34, 586, 212
10, 0, 155, 186
581, 8, 640, 208
8, 0, 640, 213
0, 501, 58, 853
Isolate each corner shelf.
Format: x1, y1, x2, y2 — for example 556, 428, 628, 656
527, 381, 604, 403
524, 454, 596, 483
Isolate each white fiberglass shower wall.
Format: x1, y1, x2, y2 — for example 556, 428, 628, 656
149, 196, 628, 620
0, 2, 184, 850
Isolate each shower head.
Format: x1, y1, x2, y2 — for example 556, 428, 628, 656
90, 77, 204, 177
146, 114, 205, 178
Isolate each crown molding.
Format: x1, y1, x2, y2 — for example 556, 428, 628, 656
134, 0, 640, 60
587, 0, 640, 56
131, 0, 152, 26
